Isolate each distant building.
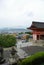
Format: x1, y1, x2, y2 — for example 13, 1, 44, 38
21, 34, 29, 40
9, 33, 17, 37
28, 21, 44, 41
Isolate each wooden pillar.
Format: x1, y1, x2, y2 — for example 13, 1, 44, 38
33, 34, 37, 41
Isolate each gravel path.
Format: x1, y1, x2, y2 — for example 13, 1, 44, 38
21, 46, 44, 56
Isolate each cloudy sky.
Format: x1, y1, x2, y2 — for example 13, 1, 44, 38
0, 0, 44, 28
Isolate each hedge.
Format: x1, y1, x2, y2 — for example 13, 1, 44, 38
20, 52, 44, 65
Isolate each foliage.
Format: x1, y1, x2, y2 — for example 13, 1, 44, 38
25, 32, 32, 35
41, 63, 44, 65
20, 52, 44, 65
19, 32, 23, 35
26, 35, 29, 41
0, 34, 17, 47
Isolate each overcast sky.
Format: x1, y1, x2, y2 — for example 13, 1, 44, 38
0, 0, 44, 28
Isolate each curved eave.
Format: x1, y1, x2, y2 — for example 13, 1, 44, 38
27, 25, 37, 30
27, 27, 44, 31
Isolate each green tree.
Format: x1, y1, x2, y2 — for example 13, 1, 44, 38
0, 34, 17, 47
25, 32, 32, 35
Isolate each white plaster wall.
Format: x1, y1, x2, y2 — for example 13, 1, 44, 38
33, 34, 37, 41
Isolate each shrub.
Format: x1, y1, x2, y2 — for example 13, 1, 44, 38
20, 52, 44, 65
0, 35, 17, 47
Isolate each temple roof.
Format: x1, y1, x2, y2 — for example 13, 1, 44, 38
32, 21, 44, 28
28, 21, 44, 29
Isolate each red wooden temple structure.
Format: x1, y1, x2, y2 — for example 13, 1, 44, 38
28, 21, 44, 41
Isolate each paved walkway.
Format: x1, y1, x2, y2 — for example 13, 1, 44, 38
16, 40, 33, 48
17, 48, 28, 59
16, 40, 33, 58
21, 46, 44, 56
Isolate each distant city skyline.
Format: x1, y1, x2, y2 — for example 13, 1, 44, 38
0, 0, 44, 28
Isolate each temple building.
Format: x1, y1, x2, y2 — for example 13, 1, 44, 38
28, 21, 44, 41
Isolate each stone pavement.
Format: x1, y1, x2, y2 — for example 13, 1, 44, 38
17, 48, 28, 59
21, 46, 44, 56
16, 40, 33, 59
16, 40, 33, 48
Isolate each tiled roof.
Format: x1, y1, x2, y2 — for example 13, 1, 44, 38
32, 21, 44, 28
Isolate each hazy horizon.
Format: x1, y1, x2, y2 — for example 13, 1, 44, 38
0, 0, 44, 28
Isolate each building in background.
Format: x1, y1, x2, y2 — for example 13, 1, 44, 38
28, 21, 44, 41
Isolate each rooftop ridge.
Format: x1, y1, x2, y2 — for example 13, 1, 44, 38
32, 21, 44, 24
